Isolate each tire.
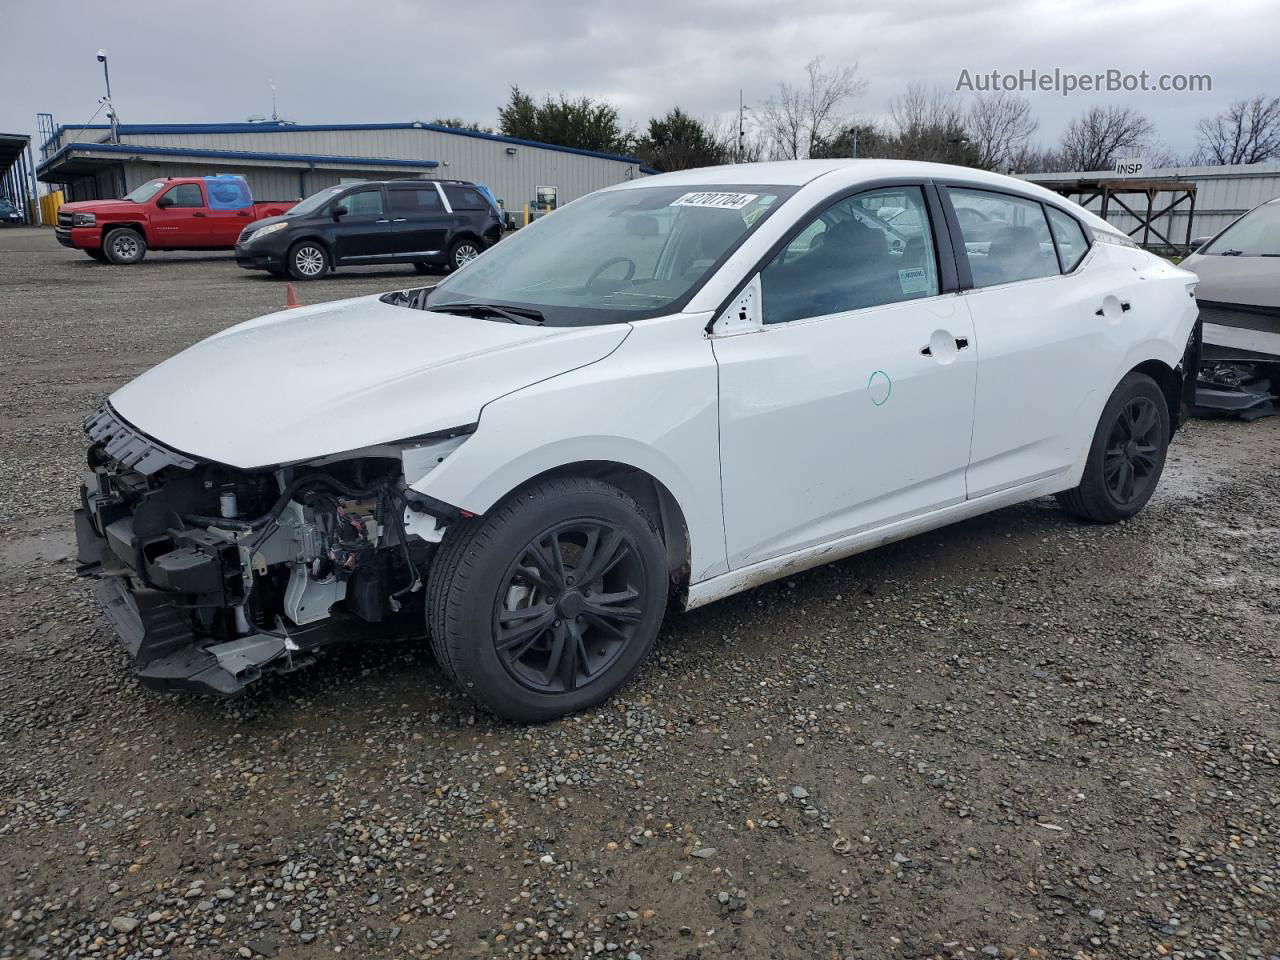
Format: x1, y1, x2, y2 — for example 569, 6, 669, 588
427, 477, 668, 722
103, 228, 146, 265
286, 241, 329, 280
412, 262, 435, 275
1057, 372, 1170, 523
447, 238, 481, 272
85, 248, 108, 262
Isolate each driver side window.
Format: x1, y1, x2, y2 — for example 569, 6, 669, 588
760, 186, 939, 325
343, 188, 385, 217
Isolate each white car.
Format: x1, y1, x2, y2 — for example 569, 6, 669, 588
75, 160, 1200, 720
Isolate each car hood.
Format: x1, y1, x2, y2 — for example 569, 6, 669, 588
61, 199, 138, 215
241, 213, 288, 234
1181, 252, 1280, 309
109, 294, 630, 469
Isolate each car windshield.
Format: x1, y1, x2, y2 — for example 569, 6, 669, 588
424, 184, 797, 325
1202, 201, 1280, 256
123, 180, 167, 203
286, 185, 348, 218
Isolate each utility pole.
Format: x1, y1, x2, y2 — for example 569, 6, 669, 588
738, 90, 750, 163
96, 50, 119, 143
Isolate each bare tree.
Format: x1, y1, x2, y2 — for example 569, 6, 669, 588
966, 93, 1038, 172
758, 58, 865, 159
1058, 105, 1155, 171
884, 83, 977, 164
1194, 95, 1280, 165
1006, 142, 1063, 174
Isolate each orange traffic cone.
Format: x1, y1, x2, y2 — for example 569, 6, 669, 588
285, 283, 301, 309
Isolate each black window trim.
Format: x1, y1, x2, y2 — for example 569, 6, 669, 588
935, 181, 1094, 290
711, 177, 961, 331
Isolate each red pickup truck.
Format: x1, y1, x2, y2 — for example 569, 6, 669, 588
56, 175, 295, 264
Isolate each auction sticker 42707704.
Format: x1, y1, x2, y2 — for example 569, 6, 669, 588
670, 192, 759, 209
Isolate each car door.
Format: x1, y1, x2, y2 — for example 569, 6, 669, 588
201, 176, 257, 246
151, 182, 208, 246
713, 184, 978, 570
943, 186, 1119, 498
387, 183, 451, 258
329, 185, 394, 262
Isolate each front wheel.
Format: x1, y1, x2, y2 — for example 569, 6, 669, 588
427, 477, 668, 721
103, 228, 146, 265
447, 238, 481, 272
287, 241, 329, 280
1057, 372, 1170, 523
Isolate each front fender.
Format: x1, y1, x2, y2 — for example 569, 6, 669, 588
411, 313, 729, 583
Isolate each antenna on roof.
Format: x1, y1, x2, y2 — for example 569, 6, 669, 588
269, 78, 278, 122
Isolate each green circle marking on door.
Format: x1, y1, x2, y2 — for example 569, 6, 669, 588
868, 369, 892, 406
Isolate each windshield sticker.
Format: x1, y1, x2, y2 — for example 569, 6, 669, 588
671, 192, 759, 210
898, 267, 928, 294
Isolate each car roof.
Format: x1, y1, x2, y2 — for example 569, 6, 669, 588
607, 159, 1121, 237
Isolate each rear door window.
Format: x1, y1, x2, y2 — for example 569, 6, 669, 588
949, 188, 1057, 288
389, 187, 443, 215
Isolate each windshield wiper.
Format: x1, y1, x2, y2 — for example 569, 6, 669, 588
1218, 248, 1244, 256
429, 302, 545, 325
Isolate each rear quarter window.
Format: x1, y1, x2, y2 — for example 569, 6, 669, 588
443, 184, 489, 211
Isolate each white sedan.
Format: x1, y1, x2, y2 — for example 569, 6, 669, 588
74, 160, 1200, 719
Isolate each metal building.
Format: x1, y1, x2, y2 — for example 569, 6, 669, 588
0, 132, 38, 223
1028, 161, 1280, 249
36, 121, 653, 215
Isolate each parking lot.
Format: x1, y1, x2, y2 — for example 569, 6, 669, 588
0, 225, 1277, 959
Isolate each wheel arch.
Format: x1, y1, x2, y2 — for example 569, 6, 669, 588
103, 221, 146, 240
490, 459, 692, 601
1127, 357, 1181, 430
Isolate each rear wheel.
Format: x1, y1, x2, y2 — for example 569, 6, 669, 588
1057, 372, 1170, 523
287, 241, 329, 280
447, 238, 481, 272
427, 477, 668, 721
103, 228, 146, 265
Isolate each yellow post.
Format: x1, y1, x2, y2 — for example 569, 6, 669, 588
523, 203, 530, 227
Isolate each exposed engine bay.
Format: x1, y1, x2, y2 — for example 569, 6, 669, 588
74, 403, 467, 695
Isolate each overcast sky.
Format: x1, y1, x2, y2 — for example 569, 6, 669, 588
2, 0, 1276, 159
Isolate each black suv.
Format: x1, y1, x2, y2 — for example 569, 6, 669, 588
235, 179, 503, 280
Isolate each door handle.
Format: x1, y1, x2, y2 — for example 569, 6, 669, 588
391, 217, 408, 222
375, 219, 391, 224
192, 212, 206, 218
920, 337, 969, 357
236, 211, 251, 217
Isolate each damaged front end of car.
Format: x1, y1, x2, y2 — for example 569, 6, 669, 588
74, 404, 468, 695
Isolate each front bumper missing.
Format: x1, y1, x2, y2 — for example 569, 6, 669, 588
91, 574, 300, 695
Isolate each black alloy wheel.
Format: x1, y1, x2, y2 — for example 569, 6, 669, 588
494, 520, 646, 694
426, 476, 668, 721
1057, 372, 1170, 523
1102, 395, 1162, 505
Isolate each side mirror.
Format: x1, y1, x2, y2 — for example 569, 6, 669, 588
1188, 236, 1211, 253
331, 205, 348, 220
156, 195, 173, 209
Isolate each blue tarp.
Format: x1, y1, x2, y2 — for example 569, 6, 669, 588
204, 174, 253, 210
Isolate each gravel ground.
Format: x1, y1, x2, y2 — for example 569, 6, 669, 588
0, 226, 1277, 960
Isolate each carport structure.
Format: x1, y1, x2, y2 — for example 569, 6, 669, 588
1031, 176, 1197, 254
0, 132, 37, 224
